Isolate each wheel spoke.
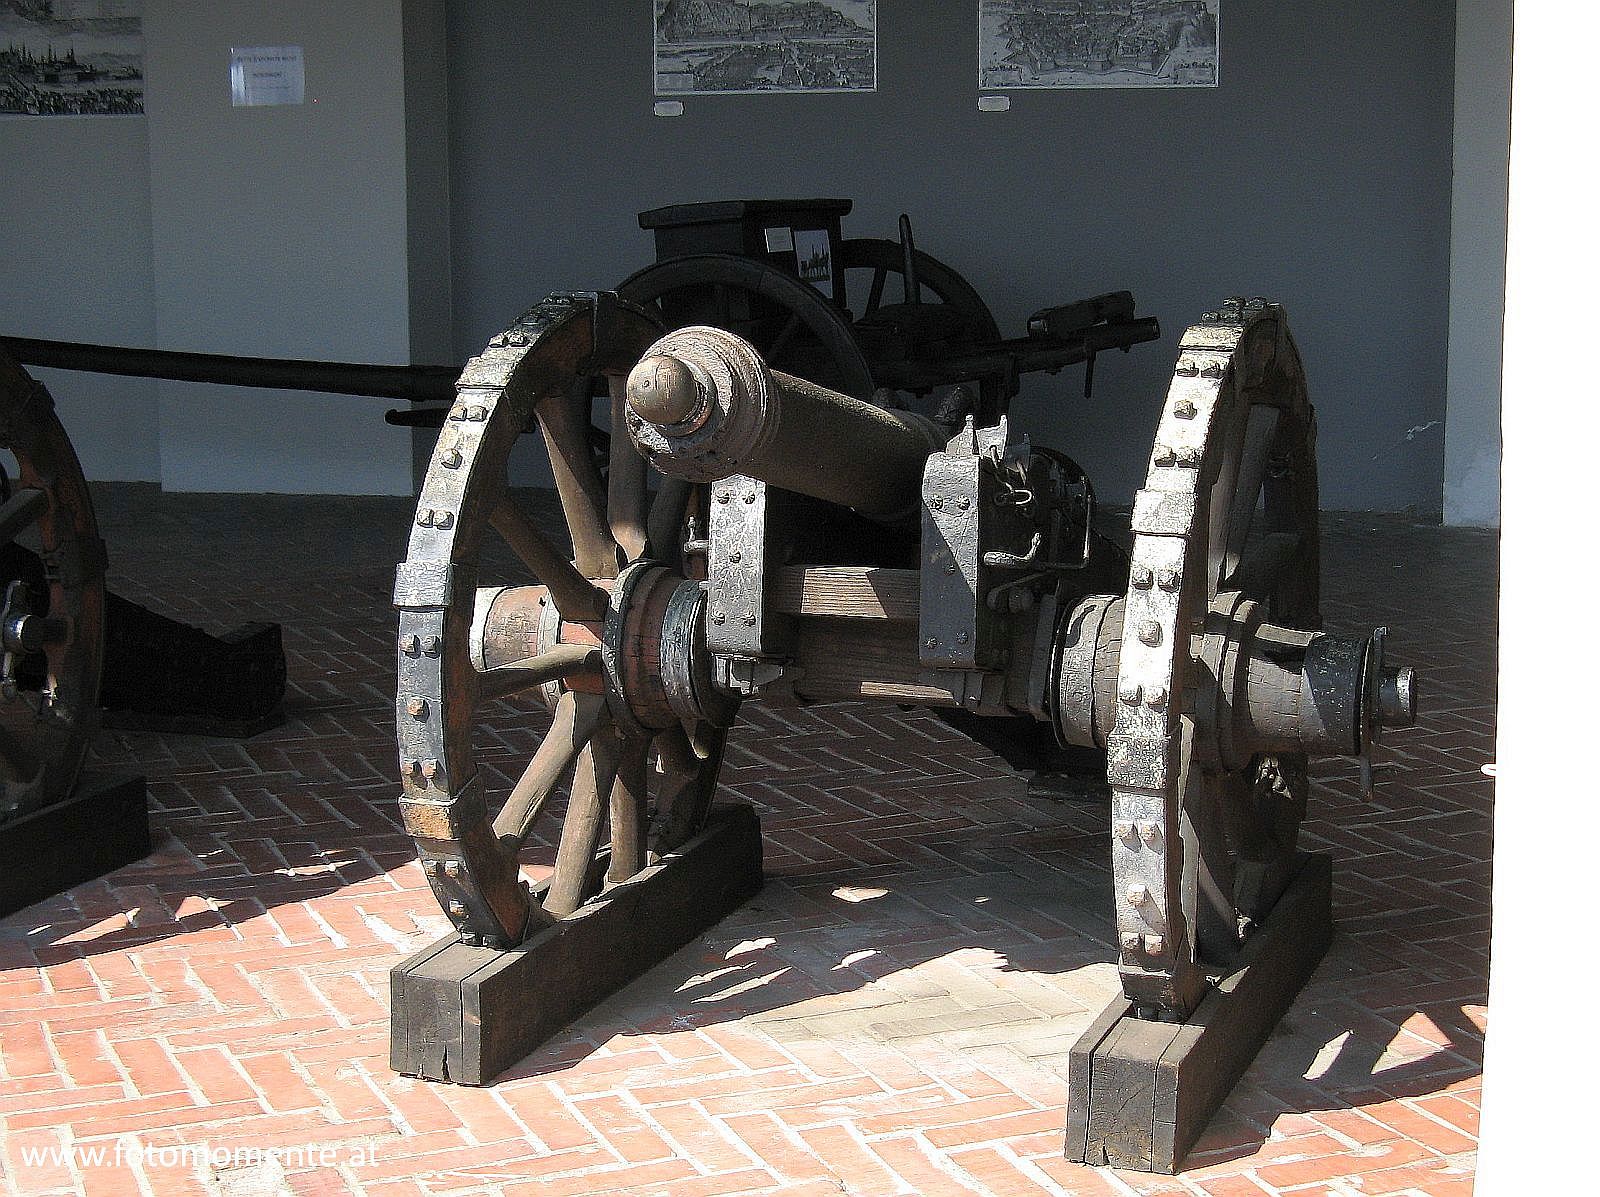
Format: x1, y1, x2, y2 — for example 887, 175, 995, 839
865, 265, 887, 316
477, 643, 601, 702
1219, 405, 1281, 581
536, 383, 621, 580
491, 690, 605, 847
0, 488, 47, 547
489, 496, 606, 621
606, 735, 651, 886
767, 312, 804, 362
1225, 531, 1304, 598
543, 717, 622, 916
607, 373, 649, 560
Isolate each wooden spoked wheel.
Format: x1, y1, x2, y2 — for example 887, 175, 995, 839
617, 253, 876, 401
1110, 299, 1322, 1012
0, 351, 106, 821
396, 294, 732, 948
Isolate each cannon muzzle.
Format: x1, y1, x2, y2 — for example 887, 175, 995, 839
624, 326, 947, 517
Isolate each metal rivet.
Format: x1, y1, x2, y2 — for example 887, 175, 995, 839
406, 697, 429, 718
716, 492, 730, 504
401, 634, 421, 656
441, 449, 463, 469
423, 637, 442, 657
1138, 822, 1160, 844
1174, 398, 1197, 419
1138, 622, 1162, 646
1153, 444, 1176, 466
1176, 359, 1199, 377
958, 498, 971, 511
1145, 685, 1168, 707
730, 551, 742, 563
448, 900, 466, 917
925, 637, 938, 649
1113, 820, 1135, 838
1157, 568, 1180, 592
956, 631, 969, 644
1120, 932, 1143, 953
1131, 565, 1154, 589
1201, 362, 1223, 379
1144, 934, 1165, 954
742, 612, 757, 626
1119, 682, 1142, 705
421, 759, 440, 781
1127, 884, 1149, 906
743, 492, 757, 504
1177, 447, 1201, 468
711, 610, 726, 625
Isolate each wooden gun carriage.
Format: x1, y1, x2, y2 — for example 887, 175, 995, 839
388, 287, 1417, 1172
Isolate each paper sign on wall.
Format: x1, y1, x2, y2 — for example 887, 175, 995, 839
230, 46, 305, 107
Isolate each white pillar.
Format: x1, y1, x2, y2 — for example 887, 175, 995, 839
1477, 5, 1599, 1192
1443, 0, 1511, 527
143, 0, 447, 494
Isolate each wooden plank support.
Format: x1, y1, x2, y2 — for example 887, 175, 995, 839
391, 802, 763, 1085
1065, 852, 1333, 1173
0, 772, 150, 918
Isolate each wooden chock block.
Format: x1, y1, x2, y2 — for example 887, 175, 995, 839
1066, 852, 1334, 1173
0, 772, 150, 918
391, 802, 763, 1085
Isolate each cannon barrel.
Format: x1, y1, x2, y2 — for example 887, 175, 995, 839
624, 326, 947, 517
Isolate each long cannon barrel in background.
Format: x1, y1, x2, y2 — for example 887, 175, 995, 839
625, 325, 947, 517
0, 336, 460, 405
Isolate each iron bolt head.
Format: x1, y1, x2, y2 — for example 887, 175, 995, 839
933, 496, 944, 510
1201, 362, 1224, 379
1138, 821, 1160, 843
1138, 621, 1162, 646
423, 637, 442, 657
1176, 359, 1199, 377
742, 612, 757, 626
711, 610, 726, 625
404, 759, 422, 779
406, 697, 429, 718
421, 759, 440, 780
442, 860, 462, 879
956, 631, 969, 644
946, 563, 957, 574
1121, 932, 1143, 953
440, 449, 463, 469
1126, 884, 1149, 905
1143, 934, 1165, 954
1174, 398, 1197, 419
730, 551, 742, 563
1113, 820, 1135, 838
925, 637, 938, 649
1177, 447, 1201, 468
461, 933, 480, 946
400, 634, 421, 656
1131, 565, 1154, 589
1119, 682, 1142, 705
743, 492, 757, 504
1145, 685, 1168, 707
1153, 444, 1176, 467
1157, 568, 1181, 592
466, 405, 488, 421
716, 491, 730, 503
448, 900, 467, 917
958, 498, 971, 511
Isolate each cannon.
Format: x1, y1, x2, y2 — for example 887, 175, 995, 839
388, 291, 1416, 1172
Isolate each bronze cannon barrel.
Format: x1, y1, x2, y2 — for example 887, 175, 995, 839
623, 326, 946, 517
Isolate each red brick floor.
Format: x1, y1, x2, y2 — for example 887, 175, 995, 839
0, 487, 1495, 1196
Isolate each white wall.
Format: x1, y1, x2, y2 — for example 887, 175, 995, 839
0, 116, 159, 481
1444, 0, 1510, 527
1477, 6, 1597, 1190
142, 0, 439, 494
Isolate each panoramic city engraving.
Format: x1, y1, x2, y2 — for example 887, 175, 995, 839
980, 0, 1219, 90
1, 0, 143, 117
654, 0, 876, 95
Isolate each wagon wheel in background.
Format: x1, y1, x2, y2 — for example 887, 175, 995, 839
0, 350, 106, 821
1108, 298, 1323, 1013
395, 293, 735, 948
617, 253, 876, 401
840, 234, 1012, 421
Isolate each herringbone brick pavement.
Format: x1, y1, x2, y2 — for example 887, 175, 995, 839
0, 486, 1494, 1196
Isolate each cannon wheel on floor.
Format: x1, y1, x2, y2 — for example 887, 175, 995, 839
616, 253, 876, 401
0, 349, 106, 822
395, 292, 739, 950
1103, 298, 1322, 1016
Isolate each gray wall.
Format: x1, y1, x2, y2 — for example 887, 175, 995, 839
447, 1, 1456, 512
0, 117, 158, 481
1445, 0, 1509, 527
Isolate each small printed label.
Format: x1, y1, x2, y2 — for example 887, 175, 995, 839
764, 226, 794, 253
